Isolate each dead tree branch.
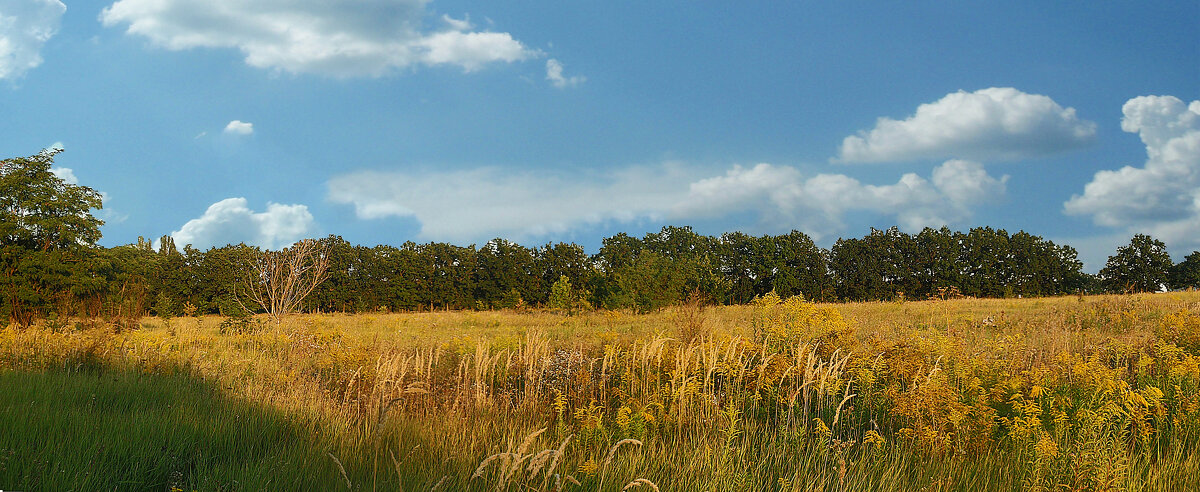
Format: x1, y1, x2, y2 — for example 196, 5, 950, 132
239, 239, 331, 321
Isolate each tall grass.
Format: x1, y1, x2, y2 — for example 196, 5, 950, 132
2, 292, 1199, 490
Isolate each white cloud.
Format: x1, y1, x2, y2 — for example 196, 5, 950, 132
327, 160, 1007, 244
0, 0, 65, 80
169, 197, 315, 250
440, 14, 472, 33
224, 120, 253, 135
49, 166, 77, 184
837, 88, 1096, 163
327, 165, 687, 244
931, 159, 1009, 207
546, 58, 584, 88
417, 30, 536, 72
99, 0, 539, 77
674, 160, 1007, 237
47, 160, 129, 224
1064, 95, 1200, 254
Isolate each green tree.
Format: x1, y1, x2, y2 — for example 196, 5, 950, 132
1100, 234, 1173, 293
829, 227, 913, 301
1169, 251, 1200, 290
611, 251, 688, 313
547, 275, 588, 315
641, 226, 726, 303
768, 230, 830, 301
535, 242, 589, 305
423, 242, 477, 310
717, 231, 762, 304
473, 238, 538, 309
1, 149, 104, 325
912, 227, 963, 298
195, 243, 260, 314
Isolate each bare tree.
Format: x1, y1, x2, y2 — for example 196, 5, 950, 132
239, 238, 331, 321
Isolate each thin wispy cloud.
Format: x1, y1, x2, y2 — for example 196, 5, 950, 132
546, 59, 584, 88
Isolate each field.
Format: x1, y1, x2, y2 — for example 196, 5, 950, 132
3, 292, 1200, 491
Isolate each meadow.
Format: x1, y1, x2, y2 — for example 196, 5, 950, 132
2, 292, 1200, 491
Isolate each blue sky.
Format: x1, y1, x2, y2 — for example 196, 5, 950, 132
2, 1, 1197, 271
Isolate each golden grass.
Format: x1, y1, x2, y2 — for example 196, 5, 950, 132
2, 291, 1200, 490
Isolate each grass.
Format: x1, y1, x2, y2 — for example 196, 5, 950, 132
0, 367, 355, 491
2, 292, 1200, 491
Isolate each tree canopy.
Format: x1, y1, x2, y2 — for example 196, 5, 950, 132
1169, 251, 1200, 290
1, 149, 103, 251
1100, 234, 1173, 293
1, 149, 104, 325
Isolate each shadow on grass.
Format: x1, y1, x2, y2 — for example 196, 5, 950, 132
0, 367, 353, 491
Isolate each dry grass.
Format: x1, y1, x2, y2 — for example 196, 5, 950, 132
2, 291, 1200, 490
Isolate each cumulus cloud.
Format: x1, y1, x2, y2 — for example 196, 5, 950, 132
327, 160, 1007, 244
0, 0, 65, 80
837, 88, 1096, 163
1064, 95, 1200, 253
169, 198, 315, 250
546, 59, 584, 88
674, 160, 1007, 236
99, 0, 540, 77
223, 120, 253, 135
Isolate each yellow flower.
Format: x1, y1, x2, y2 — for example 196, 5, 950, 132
1034, 435, 1058, 461
864, 430, 885, 447
578, 458, 598, 477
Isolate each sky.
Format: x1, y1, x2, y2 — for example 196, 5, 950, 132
2, 1, 1197, 272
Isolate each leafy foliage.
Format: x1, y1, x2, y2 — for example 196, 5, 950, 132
1, 149, 103, 326
1170, 251, 1200, 290
1100, 234, 1173, 293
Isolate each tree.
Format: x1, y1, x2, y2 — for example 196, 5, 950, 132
1, 149, 104, 325
829, 227, 913, 301
769, 230, 830, 301
535, 242, 590, 305
422, 242, 476, 310
239, 238, 332, 321
1099, 234, 1173, 293
1170, 251, 1200, 290
473, 238, 538, 309
548, 275, 589, 315
912, 227, 963, 298
611, 251, 689, 313
717, 231, 761, 304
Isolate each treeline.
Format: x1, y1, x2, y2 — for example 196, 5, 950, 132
9, 225, 1200, 326
10, 225, 1148, 321
5, 149, 1200, 326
